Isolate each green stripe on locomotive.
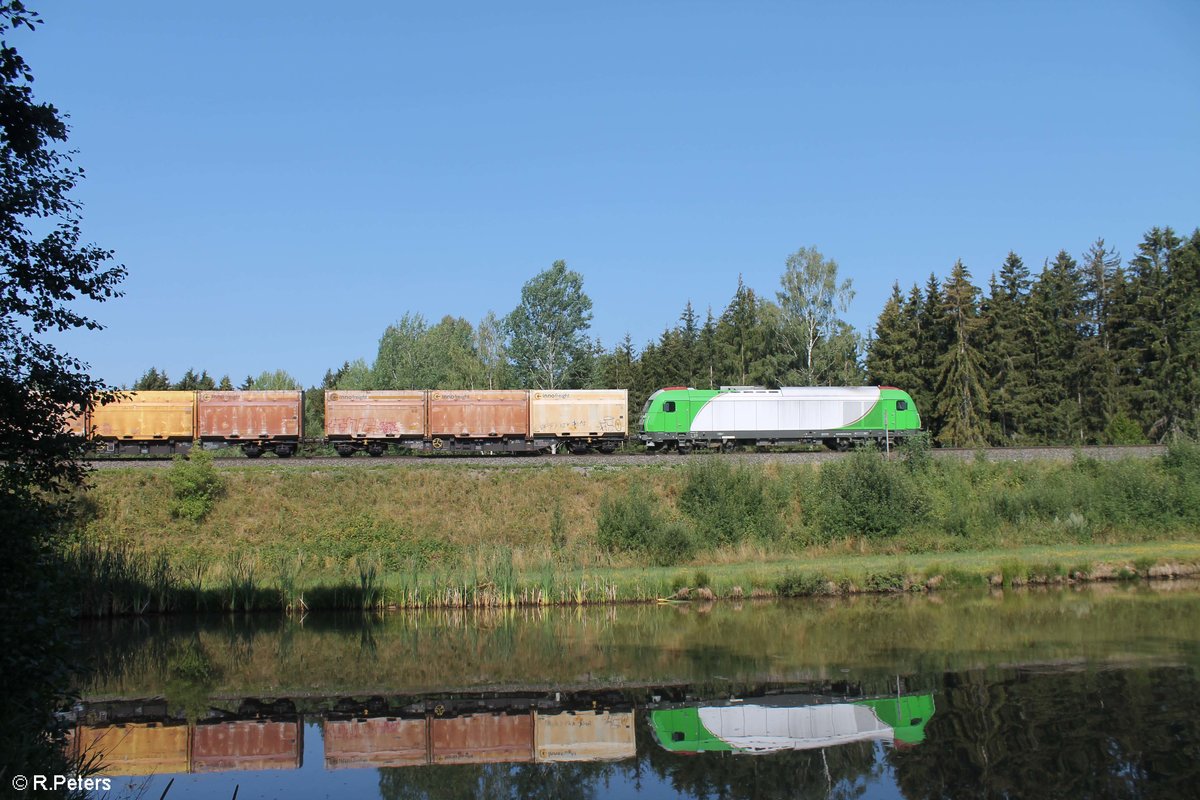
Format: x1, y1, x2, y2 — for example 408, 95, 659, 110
640, 387, 922, 437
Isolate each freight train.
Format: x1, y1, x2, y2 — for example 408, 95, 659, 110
70, 385, 921, 457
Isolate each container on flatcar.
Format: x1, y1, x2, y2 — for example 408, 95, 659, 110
196, 390, 303, 458
529, 390, 627, 453
534, 710, 636, 762
430, 712, 535, 764
427, 390, 530, 450
325, 390, 427, 456
323, 717, 429, 769
89, 391, 195, 454
73, 722, 191, 776
192, 719, 302, 773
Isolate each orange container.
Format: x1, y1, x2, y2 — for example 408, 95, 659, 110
89, 391, 195, 442
197, 391, 302, 441
430, 713, 534, 764
192, 719, 302, 773
325, 391, 426, 439
428, 391, 528, 439
74, 723, 191, 776
323, 717, 428, 769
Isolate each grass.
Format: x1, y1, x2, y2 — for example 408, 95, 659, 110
61, 441, 1200, 615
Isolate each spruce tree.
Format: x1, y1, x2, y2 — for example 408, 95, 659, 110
1077, 239, 1122, 438
934, 261, 989, 446
916, 274, 948, 436
1027, 252, 1086, 442
985, 252, 1034, 443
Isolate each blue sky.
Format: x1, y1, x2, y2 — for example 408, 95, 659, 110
19, 0, 1200, 387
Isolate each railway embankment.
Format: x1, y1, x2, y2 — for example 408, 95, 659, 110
61, 441, 1200, 616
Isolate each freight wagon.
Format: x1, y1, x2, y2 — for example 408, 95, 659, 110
78, 390, 303, 457
325, 389, 627, 456
323, 710, 635, 768
639, 385, 922, 453
69, 718, 304, 776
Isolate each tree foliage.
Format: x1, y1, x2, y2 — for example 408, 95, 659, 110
504, 260, 594, 389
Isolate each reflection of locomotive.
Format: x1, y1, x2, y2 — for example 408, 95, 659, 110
71, 389, 629, 457
650, 692, 935, 754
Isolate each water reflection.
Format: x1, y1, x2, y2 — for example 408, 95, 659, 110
72, 583, 1200, 798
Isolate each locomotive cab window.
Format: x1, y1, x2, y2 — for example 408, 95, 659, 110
663, 401, 676, 413
896, 400, 908, 411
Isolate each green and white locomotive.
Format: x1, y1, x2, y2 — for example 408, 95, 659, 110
639, 385, 922, 452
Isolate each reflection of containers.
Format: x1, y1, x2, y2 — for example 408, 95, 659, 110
530, 390, 627, 448
323, 717, 428, 769
428, 391, 529, 440
89, 391, 195, 446
430, 713, 534, 764
192, 720, 303, 773
73, 722, 191, 776
324, 391, 427, 456
196, 391, 303, 457
535, 710, 635, 762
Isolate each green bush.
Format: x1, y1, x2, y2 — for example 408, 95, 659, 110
167, 446, 224, 522
815, 449, 924, 539
596, 481, 695, 566
678, 458, 786, 547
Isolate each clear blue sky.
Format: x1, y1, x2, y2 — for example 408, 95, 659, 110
20, 0, 1200, 387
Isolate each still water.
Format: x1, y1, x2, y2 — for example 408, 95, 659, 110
73, 583, 1200, 798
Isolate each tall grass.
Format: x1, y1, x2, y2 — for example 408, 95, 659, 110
62, 441, 1200, 615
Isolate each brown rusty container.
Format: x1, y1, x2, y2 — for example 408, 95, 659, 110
74, 723, 191, 776
89, 391, 195, 442
323, 717, 428, 769
196, 391, 302, 441
529, 390, 628, 437
325, 390, 426, 439
430, 713, 534, 764
192, 719, 302, 773
427, 391, 529, 439
535, 710, 636, 762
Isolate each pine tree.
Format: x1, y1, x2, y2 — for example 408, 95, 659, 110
714, 276, 768, 386
934, 261, 989, 446
866, 283, 917, 388
916, 274, 948, 436
1026, 252, 1086, 442
1077, 239, 1122, 438
984, 252, 1034, 443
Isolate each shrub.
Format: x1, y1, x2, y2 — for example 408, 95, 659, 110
815, 449, 924, 539
678, 459, 786, 547
596, 481, 695, 566
167, 446, 224, 522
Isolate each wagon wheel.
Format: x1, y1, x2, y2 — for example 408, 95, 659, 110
431, 437, 444, 450
721, 440, 737, 453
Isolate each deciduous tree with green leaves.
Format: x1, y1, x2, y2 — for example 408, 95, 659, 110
504, 260, 594, 389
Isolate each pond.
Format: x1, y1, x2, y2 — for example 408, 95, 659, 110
72, 582, 1200, 798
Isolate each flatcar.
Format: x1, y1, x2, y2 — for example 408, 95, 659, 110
638, 385, 921, 453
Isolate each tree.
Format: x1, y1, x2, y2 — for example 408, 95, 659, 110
373, 312, 430, 389
504, 260, 593, 389
0, 0, 124, 782
776, 246, 856, 385
934, 261, 989, 446
246, 369, 301, 390
983, 252, 1034, 443
475, 310, 509, 389
133, 366, 171, 390
867, 283, 919, 389
0, 2, 125, 496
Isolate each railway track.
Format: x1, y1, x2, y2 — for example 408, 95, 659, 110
86, 444, 1167, 470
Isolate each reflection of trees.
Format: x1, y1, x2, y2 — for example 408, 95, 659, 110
891, 667, 1200, 799
378, 763, 616, 800
640, 724, 881, 800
